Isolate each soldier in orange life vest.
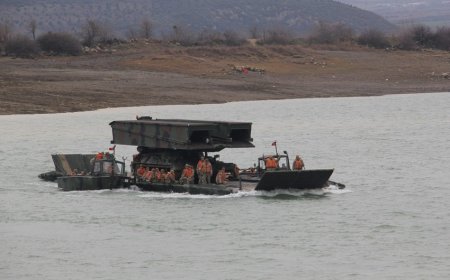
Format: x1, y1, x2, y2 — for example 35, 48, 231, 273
196, 156, 206, 184
95, 152, 104, 160
165, 170, 176, 184
293, 155, 305, 170
143, 167, 152, 181
265, 156, 278, 170
136, 165, 146, 178
180, 164, 194, 184
205, 159, 213, 184
215, 167, 228, 185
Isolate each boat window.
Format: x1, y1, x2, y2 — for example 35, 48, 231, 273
93, 161, 101, 173
103, 161, 113, 174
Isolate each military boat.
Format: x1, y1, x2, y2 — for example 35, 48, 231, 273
109, 116, 344, 194
40, 117, 344, 194
41, 154, 130, 191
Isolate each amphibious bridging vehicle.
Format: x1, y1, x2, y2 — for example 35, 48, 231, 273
109, 117, 343, 194
40, 117, 344, 194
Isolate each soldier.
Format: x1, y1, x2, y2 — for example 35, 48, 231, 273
143, 167, 152, 181
180, 164, 194, 184
196, 156, 206, 184
136, 165, 146, 178
95, 152, 104, 160
293, 155, 305, 170
265, 156, 278, 170
150, 168, 161, 183
205, 159, 213, 184
215, 167, 228, 185
160, 169, 167, 183
165, 170, 176, 184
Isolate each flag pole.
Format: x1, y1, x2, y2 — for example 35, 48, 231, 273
272, 141, 278, 156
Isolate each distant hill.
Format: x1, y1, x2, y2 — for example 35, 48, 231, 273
339, 0, 450, 27
0, 0, 395, 38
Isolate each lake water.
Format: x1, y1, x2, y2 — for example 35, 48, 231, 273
1, 92, 450, 279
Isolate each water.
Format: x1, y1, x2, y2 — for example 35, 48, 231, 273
1, 93, 450, 279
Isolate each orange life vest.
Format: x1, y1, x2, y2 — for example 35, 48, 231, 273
197, 160, 204, 171
183, 167, 194, 178
216, 171, 227, 184
265, 158, 277, 169
137, 167, 146, 176
205, 162, 212, 173
293, 159, 304, 170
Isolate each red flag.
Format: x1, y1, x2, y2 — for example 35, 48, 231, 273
109, 145, 116, 151
272, 141, 277, 146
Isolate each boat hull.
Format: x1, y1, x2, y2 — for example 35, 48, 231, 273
137, 181, 235, 195
57, 176, 126, 191
254, 169, 334, 191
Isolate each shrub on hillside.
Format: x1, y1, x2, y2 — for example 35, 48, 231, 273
222, 30, 246, 46
260, 28, 295, 45
308, 22, 353, 44
196, 29, 224, 45
410, 25, 434, 48
80, 20, 113, 47
168, 25, 197, 46
434, 26, 450, 50
394, 32, 417, 50
37, 32, 82, 55
5, 35, 39, 58
357, 29, 390, 49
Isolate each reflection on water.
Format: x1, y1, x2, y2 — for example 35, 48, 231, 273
1, 92, 450, 280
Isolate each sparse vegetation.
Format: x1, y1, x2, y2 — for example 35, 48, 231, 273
394, 24, 450, 51
140, 19, 153, 39
1, 13, 450, 59
28, 19, 37, 40
260, 28, 295, 45
357, 29, 390, 49
37, 32, 82, 55
80, 20, 113, 47
434, 26, 450, 51
308, 22, 353, 44
5, 35, 39, 58
222, 30, 246, 46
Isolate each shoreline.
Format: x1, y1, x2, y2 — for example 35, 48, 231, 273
1, 44, 449, 115
2, 91, 449, 118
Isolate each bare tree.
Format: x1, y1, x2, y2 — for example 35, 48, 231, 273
357, 29, 390, 49
140, 19, 153, 39
29, 19, 37, 40
434, 26, 450, 50
5, 35, 39, 58
249, 26, 260, 39
127, 27, 138, 40
260, 27, 295, 45
170, 25, 195, 46
196, 28, 222, 45
308, 21, 353, 44
411, 24, 434, 47
0, 21, 13, 44
80, 20, 109, 47
223, 30, 246, 46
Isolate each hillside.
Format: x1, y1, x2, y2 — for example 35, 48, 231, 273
340, 0, 450, 26
0, 0, 395, 37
